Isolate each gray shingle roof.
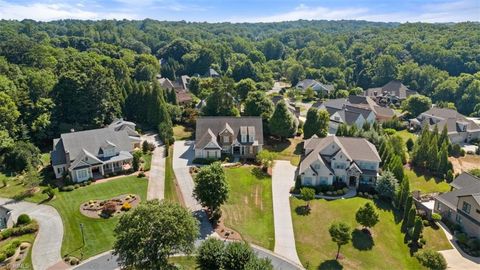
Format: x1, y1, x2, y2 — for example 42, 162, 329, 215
195, 117, 263, 149
364, 80, 417, 99
436, 172, 480, 209
51, 138, 66, 166
60, 128, 134, 163
418, 108, 480, 134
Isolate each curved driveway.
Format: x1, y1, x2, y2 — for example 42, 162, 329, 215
0, 198, 63, 270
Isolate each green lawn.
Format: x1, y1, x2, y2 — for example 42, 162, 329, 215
0, 173, 49, 203
173, 125, 193, 140
405, 168, 450, 193
423, 224, 452, 251
222, 166, 275, 250
0, 232, 36, 270
396, 130, 417, 143
141, 152, 152, 171
47, 176, 148, 259
263, 137, 302, 166
291, 197, 424, 270
165, 146, 181, 203
169, 256, 197, 269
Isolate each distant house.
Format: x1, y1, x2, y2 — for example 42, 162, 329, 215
194, 117, 263, 159
298, 136, 381, 188
51, 119, 141, 182
347, 95, 396, 122
157, 75, 193, 105
434, 172, 480, 238
204, 68, 220, 78
364, 80, 417, 107
313, 97, 378, 134
296, 79, 334, 96
409, 108, 480, 144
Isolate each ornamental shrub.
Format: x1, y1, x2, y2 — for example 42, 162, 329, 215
121, 202, 132, 211
415, 250, 447, 270
16, 214, 31, 226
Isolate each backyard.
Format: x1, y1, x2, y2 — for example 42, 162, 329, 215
404, 168, 450, 193
290, 197, 424, 270
222, 166, 275, 250
47, 176, 148, 259
263, 137, 303, 166
173, 125, 193, 140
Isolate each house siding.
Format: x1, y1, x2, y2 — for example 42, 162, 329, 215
434, 199, 480, 239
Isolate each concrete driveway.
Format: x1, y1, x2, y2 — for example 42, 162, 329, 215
141, 133, 165, 201
437, 222, 480, 269
0, 198, 63, 270
172, 140, 200, 210
272, 161, 302, 265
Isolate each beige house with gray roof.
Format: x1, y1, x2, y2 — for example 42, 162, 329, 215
410, 108, 480, 144
194, 117, 263, 159
298, 136, 381, 188
51, 119, 141, 182
434, 172, 480, 238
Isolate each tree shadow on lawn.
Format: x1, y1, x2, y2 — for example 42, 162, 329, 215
410, 167, 445, 184
352, 229, 374, 251
264, 136, 292, 153
318, 259, 343, 270
251, 167, 270, 180
294, 141, 304, 155
372, 199, 403, 224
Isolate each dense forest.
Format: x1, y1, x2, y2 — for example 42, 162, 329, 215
0, 19, 479, 172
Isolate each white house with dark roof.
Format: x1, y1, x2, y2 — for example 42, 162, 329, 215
410, 108, 480, 144
51, 119, 141, 182
298, 136, 381, 188
194, 117, 263, 159
434, 172, 480, 238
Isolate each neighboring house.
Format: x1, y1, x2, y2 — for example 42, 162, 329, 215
434, 172, 480, 238
204, 68, 220, 78
347, 95, 396, 122
194, 117, 263, 159
271, 95, 300, 119
313, 98, 376, 134
298, 135, 381, 188
157, 75, 193, 105
51, 119, 141, 182
364, 80, 417, 107
296, 79, 334, 96
410, 108, 480, 144
0, 206, 12, 230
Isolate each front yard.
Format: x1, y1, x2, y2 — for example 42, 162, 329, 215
290, 197, 424, 270
404, 168, 450, 193
222, 166, 275, 250
47, 176, 148, 259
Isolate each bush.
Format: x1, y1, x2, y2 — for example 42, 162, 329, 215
431, 213, 442, 222
16, 214, 31, 226
415, 250, 447, 270
102, 201, 117, 217
69, 258, 79, 265
12, 222, 39, 236
60, 185, 75, 192
0, 253, 5, 262
138, 171, 146, 178
5, 247, 15, 257
74, 184, 80, 189
193, 158, 217, 165
1, 229, 12, 239
384, 128, 396, 135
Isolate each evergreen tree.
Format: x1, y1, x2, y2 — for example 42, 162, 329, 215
269, 100, 297, 140
439, 125, 449, 148
406, 207, 416, 228
426, 133, 439, 171
388, 155, 404, 181
303, 108, 329, 139
403, 195, 413, 221
412, 216, 423, 243
437, 142, 449, 177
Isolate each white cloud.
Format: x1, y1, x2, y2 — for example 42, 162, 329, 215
0, 1, 137, 21
237, 0, 480, 23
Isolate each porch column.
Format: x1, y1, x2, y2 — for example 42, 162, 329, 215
356, 176, 360, 188
100, 165, 105, 176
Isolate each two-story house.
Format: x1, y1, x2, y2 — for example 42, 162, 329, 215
434, 172, 480, 238
410, 108, 480, 144
50, 119, 141, 182
298, 135, 381, 188
194, 117, 263, 159
364, 80, 418, 107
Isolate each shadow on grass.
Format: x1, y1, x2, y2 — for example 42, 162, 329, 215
294, 141, 304, 155
264, 137, 292, 153
352, 229, 374, 251
318, 259, 343, 270
410, 167, 444, 184
294, 205, 310, 216
251, 167, 269, 180
372, 199, 403, 224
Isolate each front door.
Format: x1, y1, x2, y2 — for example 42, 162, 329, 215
349, 176, 356, 187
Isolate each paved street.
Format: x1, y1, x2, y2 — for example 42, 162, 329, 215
0, 198, 63, 270
272, 161, 302, 265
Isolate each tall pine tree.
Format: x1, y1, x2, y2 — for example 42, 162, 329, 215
269, 100, 297, 140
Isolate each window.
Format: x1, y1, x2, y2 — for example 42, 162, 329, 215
319, 176, 328, 185
455, 215, 462, 224
249, 135, 254, 142
223, 136, 230, 143
303, 177, 312, 185
462, 202, 471, 214
437, 204, 442, 211
76, 169, 89, 181
241, 135, 247, 142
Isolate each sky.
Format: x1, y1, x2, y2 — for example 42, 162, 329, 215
0, 0, 479, 23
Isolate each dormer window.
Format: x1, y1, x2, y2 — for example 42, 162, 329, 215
223, 136, 230, 143
240, 126, 248, 143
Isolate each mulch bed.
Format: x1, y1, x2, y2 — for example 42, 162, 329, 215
79, 194, 141, 219
214, 217, 242, 241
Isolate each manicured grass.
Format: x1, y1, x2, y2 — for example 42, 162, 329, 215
264, 137, 303, 166
423, 224, 452, 251
222, 166, 275, 250
0, 173, 48, 203
169, 256, 197, 269
395, 130, 417, 143
0, 232, 36, 270
141, 152, 152, 171
291, 197, 423, 270
47, 176, 148, 259
173, 125, 193, 140
165, 146, 181, 203
405, 168, 450, 193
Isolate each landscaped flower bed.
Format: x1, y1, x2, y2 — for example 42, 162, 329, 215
80, 194, 141, 218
